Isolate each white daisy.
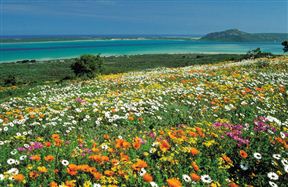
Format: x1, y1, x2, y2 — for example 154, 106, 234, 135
61, 160, 69, 166
0, 174, 4, 180
268, 181, 278, 187
19, 155, 27, 160
10, 150, 17, 155
272, 154, 281, 160
7, 168, 19, 175
7, 158, 15, 165
240, 160, 249, 171
267, 172, 279, 180
281, 158, 288, 166
93, 184, 101, 187
150, 182, 159, 187
284, 165, 288, 173
149, 148, 156, 153
201, 174, 212, 183
182, 174, 191, 182
139, 168, 146, 176
101, 144, 109, 150
280, 132, 286, 139
253, 152, 262, 160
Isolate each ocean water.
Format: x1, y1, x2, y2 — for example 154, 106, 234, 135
0, 39, 284, 62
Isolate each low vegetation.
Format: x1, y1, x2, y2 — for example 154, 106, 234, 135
0, 56, 287, 186
0, 54, 244, 100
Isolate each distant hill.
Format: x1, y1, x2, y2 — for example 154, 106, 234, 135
200, 29, 288, 42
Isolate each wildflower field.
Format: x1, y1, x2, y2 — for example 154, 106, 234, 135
0, 57, 287, 187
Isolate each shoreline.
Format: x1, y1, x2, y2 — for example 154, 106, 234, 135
0, 37, 200, 44
0, 52, 246, 64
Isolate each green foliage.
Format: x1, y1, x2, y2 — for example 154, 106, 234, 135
242, 48, 273, 60
282, 41, 288, 53
71, 54, 103, 78
4, 75, 17, 86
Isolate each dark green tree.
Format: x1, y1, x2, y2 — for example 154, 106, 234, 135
4, 75, 17, 86
71, 54, 103, 78
282, 41, 288, 53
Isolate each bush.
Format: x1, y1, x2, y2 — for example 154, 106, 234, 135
282, 41, 288, 53
71, 54, 103, 78
242, 48, 272, 60
4, 75, 17, 86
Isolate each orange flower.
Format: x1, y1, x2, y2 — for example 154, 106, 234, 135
49, 181, 58, 187
101, 155, 109, 162
51, 134, 60, 140
30, 155, 41, 161
29, 171, 39, 179
190, 173, 200, 181
103, 134, 110, 139
78, 164, 90, 172
159, 140, 171, 152
190, 148, 200, 156
13, 174, 25, 182
228, 182, 239, 187
89, 155, 102, 163
222, 155, 233, 164
92, 171, 102, 180
44, 155, 55, 162
92, 147, 100, 153
65, 180, 76, 187
44, 142, 51, 147
120, 153, 130, 162
67, 164, 78, 176
104, 170, 114, 176
167, 178, 182, 187
133, 137, 142, 150
111, 159, 119, 165
133, 141, 141, 149
195, 127, 205, 137
132, 159, 148, 171
191, 162, 199, 172
143, 173, 153, 182
115, 139, 131, 149
128, 116, 134, 121
239, 150, 248, 159
188, 131, 198, 137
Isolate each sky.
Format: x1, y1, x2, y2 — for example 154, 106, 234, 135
0, 0, 287, 35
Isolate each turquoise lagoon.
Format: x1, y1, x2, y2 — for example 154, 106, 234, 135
0, 39, 283, 62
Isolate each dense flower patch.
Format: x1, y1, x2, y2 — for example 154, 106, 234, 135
0, 57, 287, 186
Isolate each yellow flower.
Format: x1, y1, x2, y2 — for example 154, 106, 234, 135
37, 166, 48, 173
83, 181, 92, 187
26, 164, 33, 170
203, 140, 216, 147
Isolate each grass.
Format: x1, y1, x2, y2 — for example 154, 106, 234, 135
0, 53, 244, 100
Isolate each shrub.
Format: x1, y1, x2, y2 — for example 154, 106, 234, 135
282, 41, 288, 53
71, 54, 103, 78
242, 48, 272, 60
4, 75, 17, 86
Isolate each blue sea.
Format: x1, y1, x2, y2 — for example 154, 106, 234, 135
0, 38, 284, 62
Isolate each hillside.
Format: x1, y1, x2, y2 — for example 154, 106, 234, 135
0, 56, 287, 186
200, 29, 288, 42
